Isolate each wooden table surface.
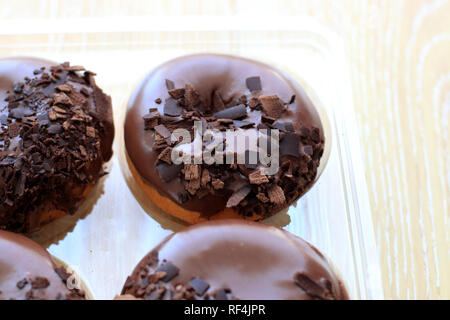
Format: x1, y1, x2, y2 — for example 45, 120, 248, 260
0, 0, 448, 300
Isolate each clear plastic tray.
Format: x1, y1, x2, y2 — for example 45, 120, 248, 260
24, 19, 384, 299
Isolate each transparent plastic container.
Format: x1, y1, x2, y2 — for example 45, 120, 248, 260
26, 19, 384, 299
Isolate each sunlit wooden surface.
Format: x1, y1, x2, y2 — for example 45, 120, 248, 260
0, 0, 448, 299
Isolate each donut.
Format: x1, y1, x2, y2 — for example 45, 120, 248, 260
125, 54, 325, 224
120, 220, 348, 300
0, 57, 114, 233
0, 230, 86, 300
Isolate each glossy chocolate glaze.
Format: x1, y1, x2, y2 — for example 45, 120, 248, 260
0, 230, 82, 300
0, 57, 114, 232
125, 54, 323, 216
125, 220, 348, 300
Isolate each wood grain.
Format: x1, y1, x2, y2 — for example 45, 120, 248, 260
0, 0, 448, 299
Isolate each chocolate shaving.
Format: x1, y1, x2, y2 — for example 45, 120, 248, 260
154, 124, 171, 139
165, 79, 175, 90
143, 110, 160, 129
213, 104, 247, 120
156, 261, 180, 282
280, 133, 300, 157
184, 83, 201, 109
259, 95, 285, 118
226, 185, 251, 207
157, 147, 173, 164
267, 185, 286, 205
233, 120, 254, 129
256, 192, 269, 203
212, 91, 225, 110
168, 88, 185, 99
293, 272, 334, 300
302, 145, 313, 156
212, 179, 225, 190
248, 170, 269, 185
184, 164, 200, 180
156, 163, 182, 182
214, 288, 229, 300
164, 99, 182, 117
201, 169, 211, 187
289, 94, 296, 104
189, 278, 210, 296
246, 76, 262, 92
31, 277, 50, 289
17, 278, 28, 290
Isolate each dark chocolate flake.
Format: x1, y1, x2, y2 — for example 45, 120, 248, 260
165, 79, 175, 90
248, 170, 269, 185
246, 76, 262, 92
259, 94, 285, 118
10, 106, 34, 119
157, 147, 173, 164
156, 261, 180, 282
294, 272, 334, 300
189, 278, 210, 296
47, 124, 62, 134
184, 83, 201, 109
233, 120, 254, 129
164, 98, 182, 117
31, 277, 50, 289
214, 288, 230, 300
213, 104, 247, 120
156, 163, 182, 182
55, 266, 72, 283
280, 133, 301, 157
302, 145, 314, 155
226, 185, 251, 207
17, 278, 28, 290
267, 185, 286, 205
154, 124, 171, 139
168, 88, 185, 99
143, 110, 160, 130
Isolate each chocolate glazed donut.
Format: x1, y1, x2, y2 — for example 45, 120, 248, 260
0, 57, 114, 232
121, 220, 348, 300
125, 54, 325, 224
0, 230, 86, 300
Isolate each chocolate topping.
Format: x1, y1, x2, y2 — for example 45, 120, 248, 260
0, 230, 86, 300
246, 76, 262, 92
125, 54, 324, 219
213, 104, 247, 120
0, 57, 114, 232
164, 98, 182, 116
121, 220, 348, 300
